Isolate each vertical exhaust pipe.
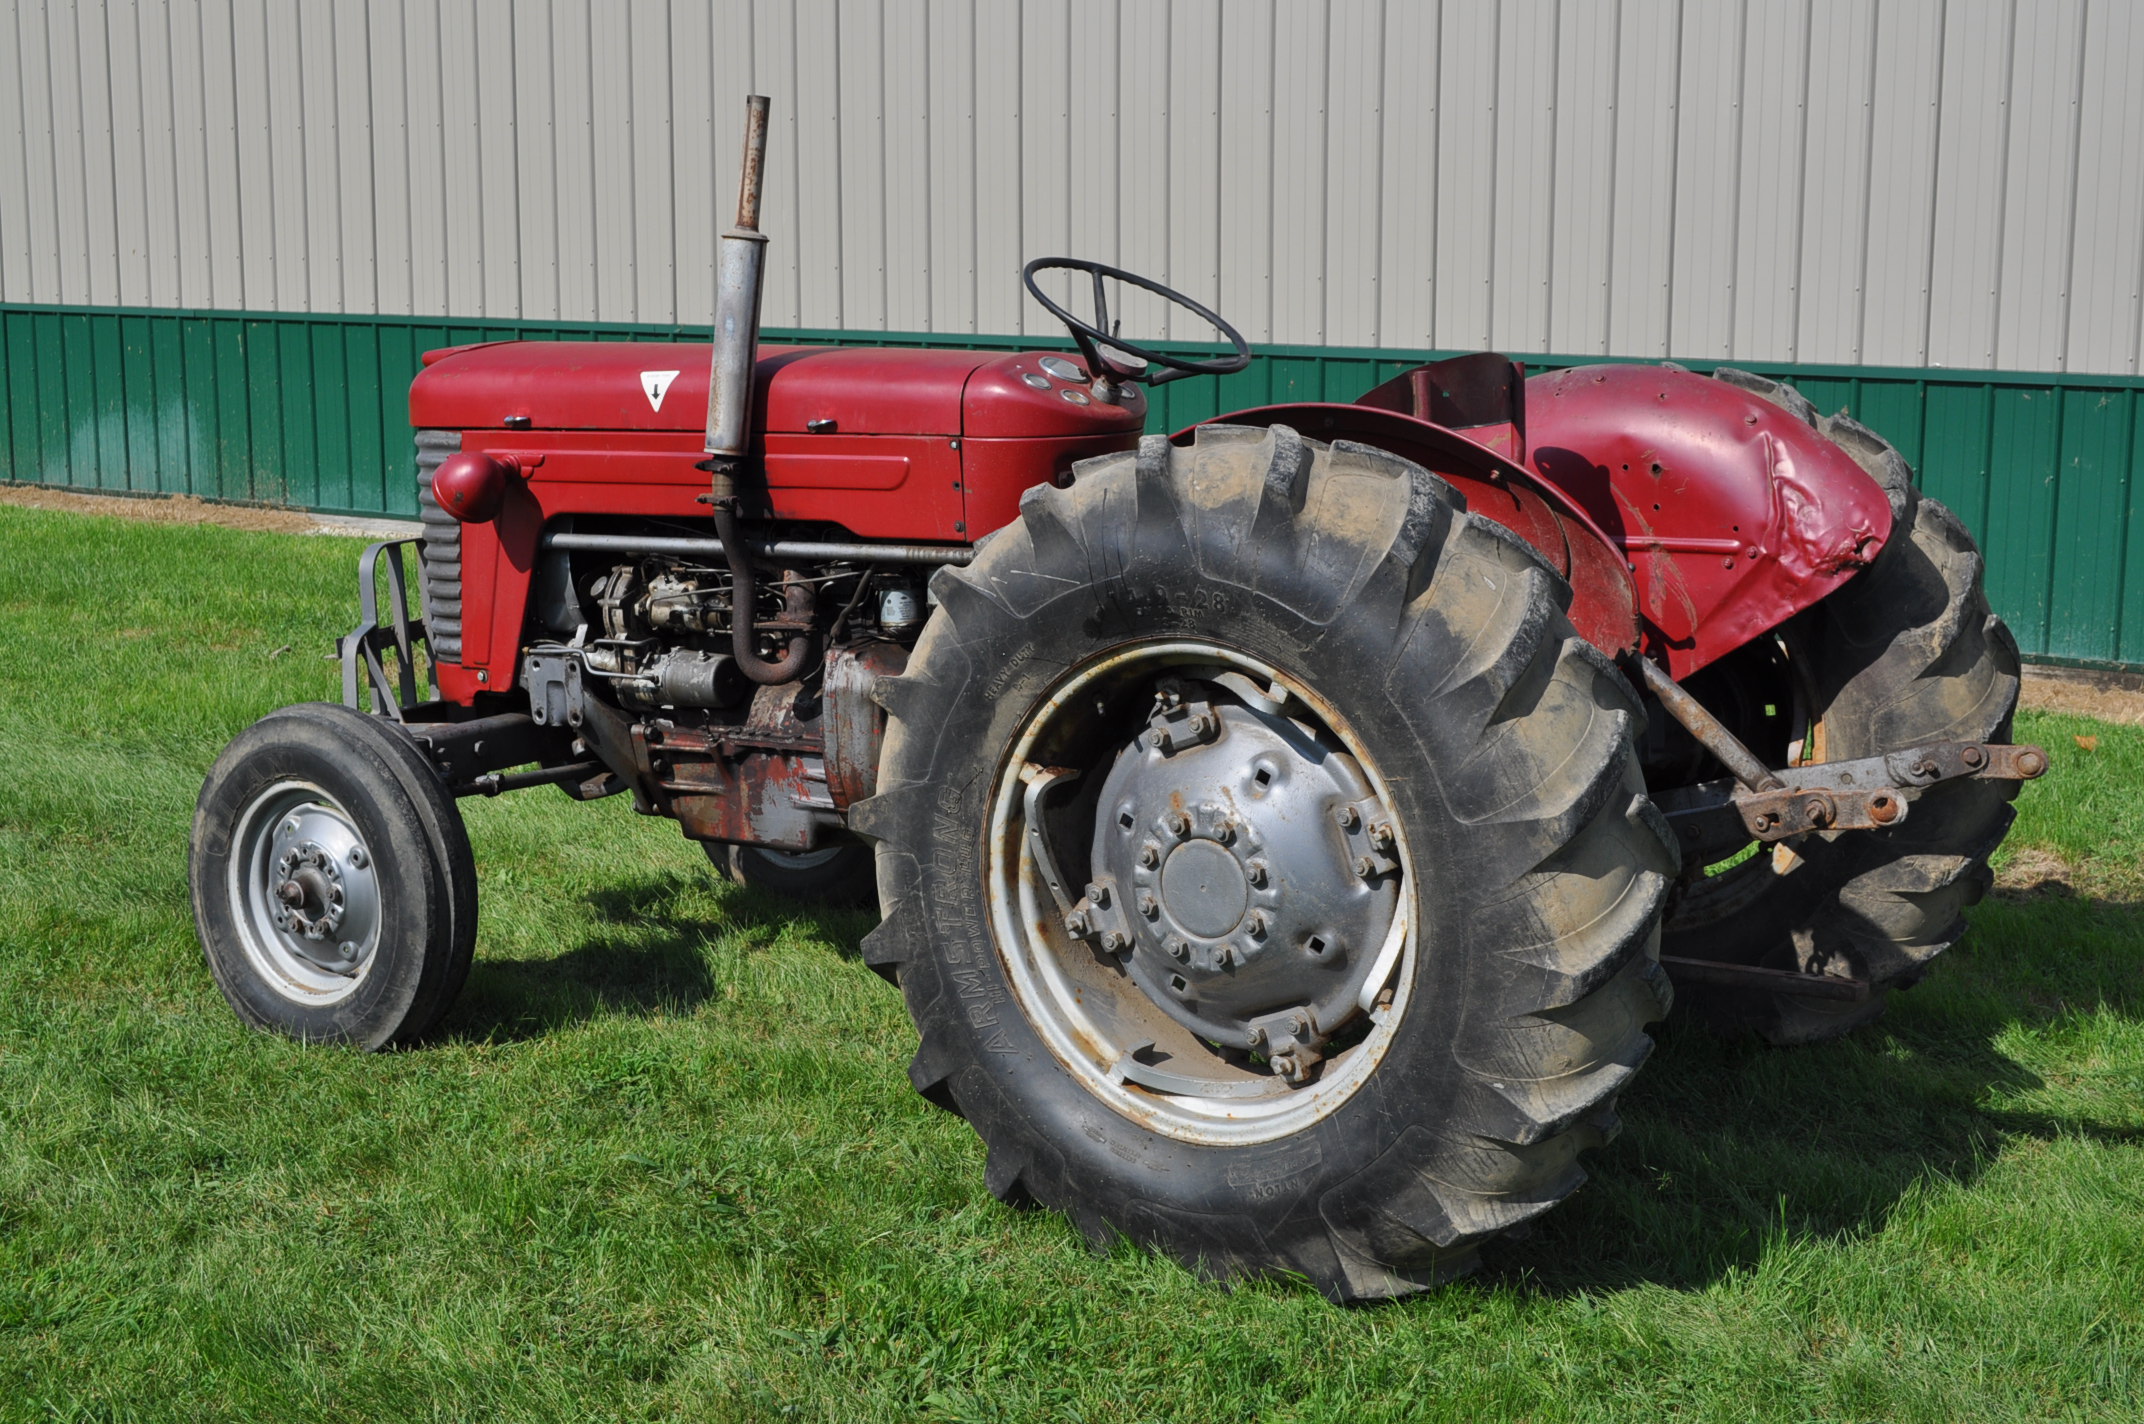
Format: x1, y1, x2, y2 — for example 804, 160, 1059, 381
704, 93, 771, 482
700, 95, 809, 685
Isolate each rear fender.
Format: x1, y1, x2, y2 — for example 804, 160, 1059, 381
1187, 402, 1643, 658
1522, 364, 1893, 678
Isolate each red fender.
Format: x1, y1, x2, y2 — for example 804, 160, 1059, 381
1188, 402, 1644, 659
1522, 365, 1892, 678
1201, 362, 1894, 680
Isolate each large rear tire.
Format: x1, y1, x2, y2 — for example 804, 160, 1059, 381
1663, 371, 2022, 1043
853, 426, 1676, 1299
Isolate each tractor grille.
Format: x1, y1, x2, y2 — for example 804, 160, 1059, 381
414, 428, 464, 664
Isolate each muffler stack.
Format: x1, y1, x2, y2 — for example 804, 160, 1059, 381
701, 95, 809, 685
703, 93, 771, 486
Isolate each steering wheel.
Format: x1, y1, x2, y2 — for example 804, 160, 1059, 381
1022, 257, 1252, 388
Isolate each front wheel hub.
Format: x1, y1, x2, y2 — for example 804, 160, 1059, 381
230, 785, 384, 995
1094, 697, 1400, 1058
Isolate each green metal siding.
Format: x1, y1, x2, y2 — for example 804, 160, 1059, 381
5, 302, 2142, 672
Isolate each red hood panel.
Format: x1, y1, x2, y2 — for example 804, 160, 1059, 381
411, 340, 1150, 443
411, 342, 991, 436
415, 338, 1157, 441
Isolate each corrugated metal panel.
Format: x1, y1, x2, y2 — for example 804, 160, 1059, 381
1487, 0, 1548, 358
1860, 0, 1945, 368
1927, 6, 2013, 369
1434, 2, 1497, 352
2068, 0, 2144, 376
1376, 0, 1435, 349
1797, 0, 1877, 367
1605, 0, 1679, 361
1542, 0, 1609, 358
1215, 0, 1275, 347
1994, 0, 2086, 374
0, 3, 31, 302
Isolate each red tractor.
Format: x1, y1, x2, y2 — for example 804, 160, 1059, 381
191, 98, 2044, 1299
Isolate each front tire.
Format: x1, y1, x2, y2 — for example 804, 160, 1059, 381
854, 427, 1677, 1299
190, 703, 478, 1049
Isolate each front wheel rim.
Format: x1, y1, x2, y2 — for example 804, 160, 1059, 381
226, 780, 384, 1006
987, 639, 1417, 1147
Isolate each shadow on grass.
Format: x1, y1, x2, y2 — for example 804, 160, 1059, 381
432, 858, 2138, 1296
437, 872, 880, 1044
1483, 881, 2144, 1296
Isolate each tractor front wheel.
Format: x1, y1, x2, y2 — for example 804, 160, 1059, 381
190, 702, 478, 1049
855, 426, 1677, 1299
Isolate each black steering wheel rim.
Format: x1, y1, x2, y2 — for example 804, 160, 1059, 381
1021, 257, 1252, 387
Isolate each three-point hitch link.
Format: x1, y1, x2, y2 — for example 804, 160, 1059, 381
1625, 652, 2048, 866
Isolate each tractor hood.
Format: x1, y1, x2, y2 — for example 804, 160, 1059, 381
409, 340, 1144, 440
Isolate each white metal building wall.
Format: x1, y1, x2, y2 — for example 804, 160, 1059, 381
4, 0, 2143, 374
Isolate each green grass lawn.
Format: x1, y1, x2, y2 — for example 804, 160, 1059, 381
1, 502, 2140, 1423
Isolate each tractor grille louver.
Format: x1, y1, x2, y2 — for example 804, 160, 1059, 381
414, 428, 464, 664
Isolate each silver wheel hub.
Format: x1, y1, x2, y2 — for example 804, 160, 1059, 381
272, 841, 348, 943
987, 641, 1417, 1145
1092, 685, 1400, 1074
228, 784, 383, 1000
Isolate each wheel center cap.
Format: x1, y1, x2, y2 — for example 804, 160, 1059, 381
1160, 838, 1248, 938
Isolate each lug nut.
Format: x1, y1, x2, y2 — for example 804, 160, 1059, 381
1213, 817, 1237, 844
1100, 931, 1130, 954
1246, 859, 1269, 888
1247, 1027, 1267, 1048
1246, 911, 1269, 939
1335, 805, 1361, 832
1368, 822, 1395, 852
1085, 881, 1110, 909
1063, 909, 1091, 938
1213, 944, 1236, 968
1164, 935, 1190, 962
1354, 856, 1378, 879
1138, 841, 1162, 868
1138, 890, 1159, 918
1149, 729, 1171, 751
1165, 811, 1191, 838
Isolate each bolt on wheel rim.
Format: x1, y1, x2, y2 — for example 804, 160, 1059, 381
987, 641, 1416, 1146
227, 781, 383, 1006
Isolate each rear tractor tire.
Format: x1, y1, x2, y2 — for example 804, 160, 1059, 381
190, 702, 478, 1049
1664, 369, 2023, 1044
853, 426, 1678, 1299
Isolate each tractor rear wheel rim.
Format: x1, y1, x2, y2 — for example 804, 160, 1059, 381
987, 640, 1415, 1146
227, 781, 383, 1005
